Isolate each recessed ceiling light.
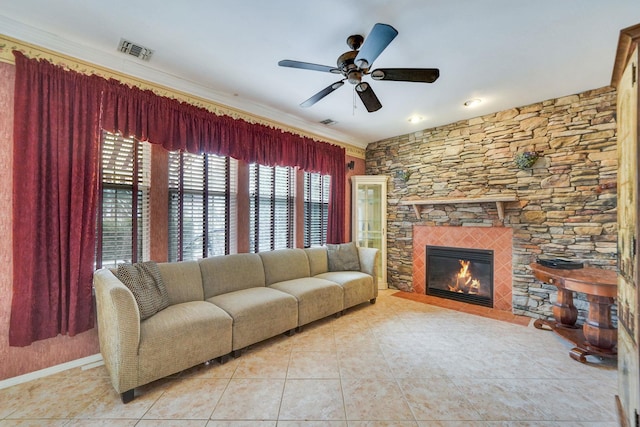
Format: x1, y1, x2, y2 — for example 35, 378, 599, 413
464, 98, 482, 107
407, 115, 424, 124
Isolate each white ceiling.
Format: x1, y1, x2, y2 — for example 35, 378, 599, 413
1, 1, 639, 148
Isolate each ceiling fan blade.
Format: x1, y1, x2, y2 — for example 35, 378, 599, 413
278, 59, 340, 74
355, 82, 382, 112
300, 80, 345, 108
354, 23, 398, 70
370, 68, 440, 83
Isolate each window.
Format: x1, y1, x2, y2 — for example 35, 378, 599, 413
249, 164, 295, 252
97, 132, 151, 268
168, 151, 237, 261
303, 172, 331, 247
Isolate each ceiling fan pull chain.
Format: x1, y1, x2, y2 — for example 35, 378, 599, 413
352, 86, 357, 115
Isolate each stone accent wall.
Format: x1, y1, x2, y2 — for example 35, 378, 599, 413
365, 86, 617, 321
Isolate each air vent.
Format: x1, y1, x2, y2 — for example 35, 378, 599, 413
319, 119, 337, 126
118, 38, 153, 61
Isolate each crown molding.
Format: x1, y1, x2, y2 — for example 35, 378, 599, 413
0, 17, 366, 158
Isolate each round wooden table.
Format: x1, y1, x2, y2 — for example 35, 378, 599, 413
530, 262, 617, 363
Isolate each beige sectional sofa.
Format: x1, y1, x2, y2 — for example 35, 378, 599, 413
93, 244, 378, 403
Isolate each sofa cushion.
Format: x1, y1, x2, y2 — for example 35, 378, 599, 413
138, 301, 233, 383
116, 261, 170, 320
316, 271, 375, 309
304, 247, 329, 276
327, 242, 361, 271
269, 277, 343, 326
259, 248, 310, 285
199, 253, 266, 299
207, 287, 298, 351
157, 260, 204, 304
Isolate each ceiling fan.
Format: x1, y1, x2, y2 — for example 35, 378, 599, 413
278, 23, 439, 113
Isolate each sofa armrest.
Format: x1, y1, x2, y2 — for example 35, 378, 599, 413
93, 268, 141, 393
357, 246, 379, 290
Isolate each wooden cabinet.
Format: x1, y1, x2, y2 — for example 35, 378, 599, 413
612, 22, 640, 427
351, 175, 388, 289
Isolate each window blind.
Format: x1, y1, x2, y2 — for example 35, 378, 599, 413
168, 151, 237, 261
98, 131, 150, 268
304, 172, 330, 247
249, 164, 295, 252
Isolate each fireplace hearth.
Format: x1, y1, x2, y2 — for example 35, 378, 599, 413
426, 245, 494, 308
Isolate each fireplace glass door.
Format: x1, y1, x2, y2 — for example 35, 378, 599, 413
426, 245, 494, 307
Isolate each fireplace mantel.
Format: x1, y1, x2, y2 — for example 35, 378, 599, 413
399, 195, 518, 220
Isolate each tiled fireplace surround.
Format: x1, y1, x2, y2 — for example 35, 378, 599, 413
412, 225, 513, 312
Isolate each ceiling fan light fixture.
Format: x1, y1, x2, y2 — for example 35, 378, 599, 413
464, 98, 482, 107
347, 70, 362, 85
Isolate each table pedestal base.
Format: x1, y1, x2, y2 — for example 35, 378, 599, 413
530, 263, 617, 363
533, 319, 617, 363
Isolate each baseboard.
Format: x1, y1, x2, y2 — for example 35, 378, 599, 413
0, 353, 104, 390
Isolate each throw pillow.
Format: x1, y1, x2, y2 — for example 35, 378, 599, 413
327, 242, 361, 271
117, 261, 170, 321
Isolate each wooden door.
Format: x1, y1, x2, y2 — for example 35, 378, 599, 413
614, 24, 640, 427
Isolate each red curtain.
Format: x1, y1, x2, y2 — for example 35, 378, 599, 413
10, 51, 104, 346
100, 79, 346, 242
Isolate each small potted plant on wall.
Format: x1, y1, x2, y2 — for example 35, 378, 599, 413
396, 170, 413, 183
514, 151, 541, 170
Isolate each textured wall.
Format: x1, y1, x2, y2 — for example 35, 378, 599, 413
365, 86, 618, 320
0, 62, 99, 381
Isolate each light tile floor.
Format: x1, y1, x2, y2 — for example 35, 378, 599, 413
0, 290, 619, 426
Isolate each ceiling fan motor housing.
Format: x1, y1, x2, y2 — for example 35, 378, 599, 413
337, 50, 365, 84
337, 51, 357, 72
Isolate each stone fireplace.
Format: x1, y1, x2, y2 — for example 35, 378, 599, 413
413, 225, 513, 312
365, 87, 617, 321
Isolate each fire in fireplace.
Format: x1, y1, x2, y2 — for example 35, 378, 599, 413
426, 245, 494, 308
